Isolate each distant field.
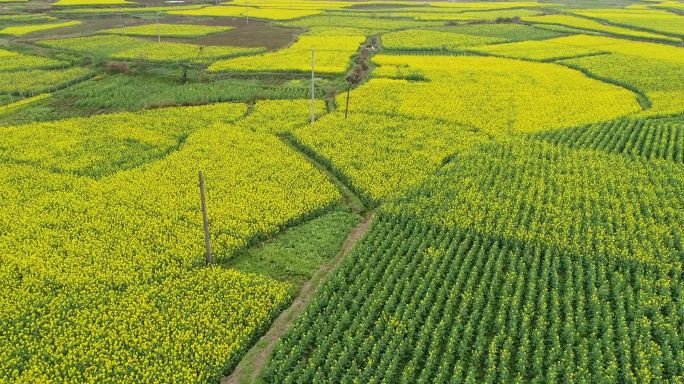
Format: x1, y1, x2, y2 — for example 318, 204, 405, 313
99, 23, 235, 38
0, 20, 81, 35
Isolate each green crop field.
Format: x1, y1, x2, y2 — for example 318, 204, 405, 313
1, 0, 683, 383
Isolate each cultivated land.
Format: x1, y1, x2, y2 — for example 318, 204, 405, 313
1, 0, 683, 383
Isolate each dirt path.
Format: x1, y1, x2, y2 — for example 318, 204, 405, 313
221, 211, 376, 384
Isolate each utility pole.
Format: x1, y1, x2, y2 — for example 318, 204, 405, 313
345, 89, 350, 118
246, 0, 249, 24
120, 12, 123, 36
311, 48, 315, 125
198, 171, 212, 265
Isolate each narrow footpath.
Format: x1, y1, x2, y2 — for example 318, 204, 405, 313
221, 134, 376, 384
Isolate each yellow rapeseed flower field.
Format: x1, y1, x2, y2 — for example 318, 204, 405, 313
348, 55, 641, 134
169, 5, 322, 20
209, 30, 366, 73
0, 103, 340, 382
100, 23, 235, 38
0, 48, 68, 71
0, 20, 81, 35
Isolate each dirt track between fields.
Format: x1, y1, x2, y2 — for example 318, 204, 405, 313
221, 211, 375, 384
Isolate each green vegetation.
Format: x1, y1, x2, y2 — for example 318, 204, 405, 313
381, 29, 506, 51
265, 211, 683, 383
437, 22, 567, 41
61, 73, 322, 110
100, 23, 235, 38
532, 116, 684, 163
227, 207, 361, 284
0, 20, 81, 35
0, 102, 341, 383
0, 67, 93, 95
39, 35, 263, 63
2, 1, 684, 383
0, 48, 69, 71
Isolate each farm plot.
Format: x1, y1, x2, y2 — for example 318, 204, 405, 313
393, 8, 542, 21
0, 103, 246, 177
575, 9, 684, 37
0, 67, 93, 95
381, 29, 506, 51
521, 14, 680, 42
39, 35, 264, 63
208, 29, 366, 74
99, 23, 235, 38
0, 48, 69, 71
386, 138, 684, 268
53, 0, 134, 5
291, 112, 488, 205
0, 102, 340, 383
0, 14, 56, 23
264, 136, 684, 382
437, 22, 565, 41
57, 74, 322, 111
265, 211, 683, 383
556, 35, 684, 114
51, 4, 204, 13
0, 20, 81, 36
532, 116, 684, 163
346, 55, 640, 134
470, 37, 605, 61
169, 5, 322, 20
284, 15, 445, 32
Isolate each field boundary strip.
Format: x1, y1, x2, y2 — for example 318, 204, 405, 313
219, 133, 376, 383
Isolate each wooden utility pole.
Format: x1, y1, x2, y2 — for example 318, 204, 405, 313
345, 89, 350, 119
311, 48, 315, 124
199, 171, 212, 264
120, 12, 123, 36
156, 12, 161, 43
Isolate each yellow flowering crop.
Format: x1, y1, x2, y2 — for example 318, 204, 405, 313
428, 1, 549, 9
0, 103, 247, 177
396, 8, 542, 21
292, 111, 488, 204
285, 14, 445, 32
347, 55, 640, 134
40, 35, 264, 63
234, 98, 327, 133
112, 41, 263, 63
0, 20, 81, 36
0, 67, 92, 94
522, 14, 679, 42
471, 37, 604, 61
574, 8, 684, 37
100, 23, 235, 38
561, 53, 684, 115
0, 94, 50, 115
0, 102, 340, 382
169, 5, 322, 20
0, 48, 68, 71
52, 4, 203, 13
227, 0, 356, 9
653, 0, 684, 8
385, 137, 684, 269
53, 0, 133, 5
381, 29, 506, 51
551, 34, 684, 64
209, 31, 365, 73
